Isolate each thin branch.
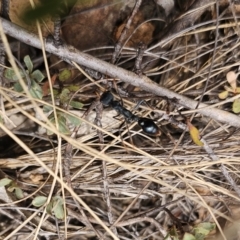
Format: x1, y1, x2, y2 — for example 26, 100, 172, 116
111, 0, 142, 64
201, 138, 240, 198
1, 18, 240, 128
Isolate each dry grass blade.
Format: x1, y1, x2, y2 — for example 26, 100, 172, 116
1, 1, 240, 240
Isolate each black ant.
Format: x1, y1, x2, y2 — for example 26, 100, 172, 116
100, 91, 161, 136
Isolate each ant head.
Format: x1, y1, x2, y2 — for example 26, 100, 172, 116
100, 91, 114, 106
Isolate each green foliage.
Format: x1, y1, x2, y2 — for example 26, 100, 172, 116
32, 196, 47, 207
59, 88, 70, 103
4, 55, 45, 99
44, 80, 83, 135
46, 111, 81, 136
32, 195, 65, 220
14, 188, 24, 199
0, 178, 12, 186
0, 178, 24, 199
69, 100, 84, 110
167, 222, 215, 240
59, 69, 72, 82
182, 222, 215, 240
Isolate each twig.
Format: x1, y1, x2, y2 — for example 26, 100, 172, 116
94, 99, 119, 237
111, 0, 142, 64
201, 138, 240, 198
134, 42, 145, 76
1, 0, 10, 20
1, 17, 240, 127
53, 15, 62, 48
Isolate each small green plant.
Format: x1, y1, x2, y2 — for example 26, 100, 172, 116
0, 178, 24, 199
218, 71, 240, 113
32, 195, 65, 219
183, 222, 216, 240
43, 69, 83, 135
4, 55, 45, 99
167, 222, 215, 240
44, 87, 82, 135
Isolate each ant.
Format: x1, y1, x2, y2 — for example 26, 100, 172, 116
100, 91, 161, 136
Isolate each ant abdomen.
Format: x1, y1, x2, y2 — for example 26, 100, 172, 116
138, 118, 161, 136
100, 91, 114, 106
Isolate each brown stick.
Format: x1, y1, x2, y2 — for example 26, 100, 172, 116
1, 17, 240, 128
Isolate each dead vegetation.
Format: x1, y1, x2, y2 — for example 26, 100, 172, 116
0, 0, 240, 239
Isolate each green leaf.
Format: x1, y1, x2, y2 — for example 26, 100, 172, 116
53, 201, 65, 219
31, 70, 45, 82
24, 55, 33, 73
43, 105, 53, 113
194, 222, 215, 240
52, 196, 65, 219
32, 196, 47, 207
59, 88, 70, 103
197, 222, 215, 232
4, 68, 25, 81
218, 90, 228, 99
29, 80, 43, 99
232, 99, 240, 113
69, 100, 83, 110
182, 233, 196, 240
15, 187, 24, 199
67, 85, 80, 92
64, 112, 81, 126
46, 201, 53, 215
59, 69, 72, 82
58, 115, 71, 134
14, 82, 24, 92
0, 178, 12, 187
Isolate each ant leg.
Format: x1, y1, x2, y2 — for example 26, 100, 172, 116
94, 101, 104, 148
112, 115, 135, 146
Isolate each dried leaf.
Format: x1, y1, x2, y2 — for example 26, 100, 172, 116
42, 74, 57, 96
224, 85, 233, 92
226, 71, 237, 90
236, 87, 240, 93
10, 0, 54, 37
187, 120, 203, 146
